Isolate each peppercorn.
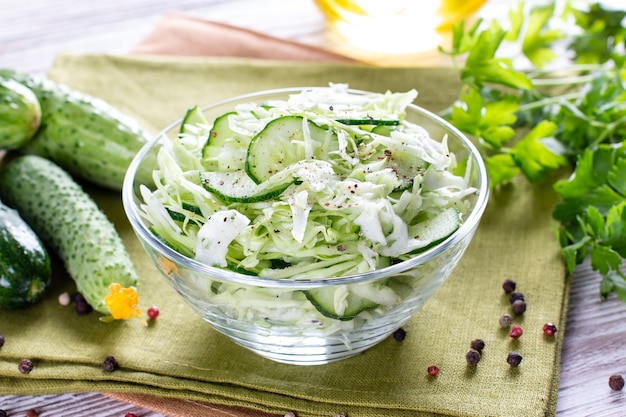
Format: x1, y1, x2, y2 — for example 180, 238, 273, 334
466, 349, 481, 366
392, 327, 406, 341
19, 358, 33, 374
124, 414, 138, 417
0, 409, 7, 417
26, 409, 38, 417
0, 334, 4, 348
427, 365, 440, 376
502, 279, 516, 294
499, 313, 512, 328
58, 292, 71, 306
147, 305, 160, 320
283, 412, 297, 417
103, 356, 118, 372
509, 292, 525, 304
470, 338, 485, 352
332, 414, 347, 417
509, 325, 523, 339
609, 374, 625, 391
543, 322, 557, 336
73, 292, 93, 315
511, 299, 527, 315
507, 352, 523, 367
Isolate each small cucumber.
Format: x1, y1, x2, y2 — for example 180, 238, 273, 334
0, 77, 41, 149
0, 155, 138, 315
0, 69, 150, 191
0, 201, 51, 309
245, 115, 337, 183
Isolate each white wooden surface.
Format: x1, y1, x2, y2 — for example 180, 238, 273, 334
1, 1, 626, 416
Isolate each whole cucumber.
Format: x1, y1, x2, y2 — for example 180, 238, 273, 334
0, 154, 139, 316
0, 77, 41, 149
0, 200, 51, 309
0, 69, 150, 191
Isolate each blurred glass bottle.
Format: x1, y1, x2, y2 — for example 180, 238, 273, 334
314, 0, 487, 65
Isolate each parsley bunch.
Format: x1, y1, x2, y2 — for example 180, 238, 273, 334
440, 1, 626, 300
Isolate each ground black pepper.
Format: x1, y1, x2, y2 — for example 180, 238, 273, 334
392, 327, 406, 341
470, 338, 485, 352
466, 349, 481, 366
511, 299, 527, 315
18, 358, 33, 374
609, 374, 625, 391
507, 352, 523, 367
502, 279, 516, 294
103, 356, 118, 372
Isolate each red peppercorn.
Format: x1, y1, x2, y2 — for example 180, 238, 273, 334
26, 409, 38, 417
147, 305, 160, 320
542, 322, 557, 336
124, 413, 138, 417
509, 325, 523, 339
427, 365, 439, 376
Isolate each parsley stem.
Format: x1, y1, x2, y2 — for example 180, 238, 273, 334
517, 92, 583, 112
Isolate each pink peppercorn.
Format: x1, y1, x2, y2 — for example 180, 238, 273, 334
124, 413, 138, 417
147, 305, 160, 320
427, 365, 440, 376
542, 322, 557, 336
509, 325, 523, 339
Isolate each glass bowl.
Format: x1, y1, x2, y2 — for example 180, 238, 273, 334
122, 87, 489, 365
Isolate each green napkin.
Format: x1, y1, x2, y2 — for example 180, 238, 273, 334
0, 53, 569, 417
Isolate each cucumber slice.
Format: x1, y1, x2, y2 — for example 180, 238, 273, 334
200, 170, 294, 203
245, 115, 337, 183
303, 285, 379, 321
202, 111, 251, 172
180, 105, 208, 135
336, 118, 400, 126
408, 206, 461, 253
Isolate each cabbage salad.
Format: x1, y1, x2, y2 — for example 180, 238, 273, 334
139, 84, 477, 322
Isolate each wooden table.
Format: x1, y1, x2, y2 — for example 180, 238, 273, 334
1, 1, 625, 416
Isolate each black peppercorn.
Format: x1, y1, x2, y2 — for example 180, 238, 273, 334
609, 374, 625, 391
103, 356, 118, 372
509, 292, 525, 304
502, 279, 516, 294
19, 358, 33, 374
507, 352, 523, 367
73, 292, 93, 315
0, 409, 7, 417
392, 327, 406, 341
0, 334, 4, 348
470, 338, 485, 352
466, 349, 481, 366
511, 299, 527, 315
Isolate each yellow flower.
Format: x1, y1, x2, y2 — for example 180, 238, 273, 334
101, 283, 145, 325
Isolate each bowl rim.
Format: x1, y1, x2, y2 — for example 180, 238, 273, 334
122, 86, 489, 289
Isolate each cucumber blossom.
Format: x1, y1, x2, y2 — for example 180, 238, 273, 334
0, 155, 139, 315
0, 69, 150, 191
0, 201, 51, 309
